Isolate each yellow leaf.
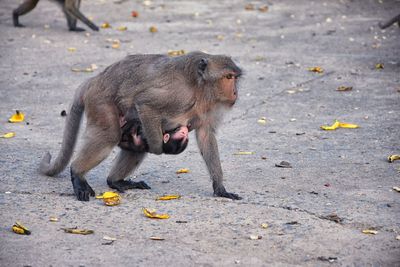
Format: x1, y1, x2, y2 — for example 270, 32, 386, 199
338, 122, 359, 129
12, 221, 31, 235
393, 186, 400, 192
167, 50, 186, 56
8, 110, 25, 123
112, 40, 121, 49
375, 63, 384, 69
149, 26, 158, 33
261, 223, 269, 229
176, 168, 189, 174
388, 155, 400, 163
101, 22, 111, 29
67, 47, 77, 52
308, 66, 324, 73
49, 217, 59, 222
258, 117, 267, 125
95, 191, 121, 206
156, 195, 181, 201
337, 86, 353, 91
62, 228, 94, 235
117, 26, 127, 31
1, 132, 15, 138
321, 120, 340, 130
234, 151, 255, 155
142, 208, 170, 219
362, 229, 378, 235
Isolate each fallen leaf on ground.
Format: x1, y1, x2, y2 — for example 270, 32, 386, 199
131, 11, 139, 17
103, 235, 117, 241
8, 110, 25, 123
96, 191, 121, 206
111, 40, 121, 49
320, 120, 359, 130
142, 208, 170, 219
62, 227, 94, 235
338, 122, 359, 128
362, 229, 378, 235
245, 4, 255, 10
168, 50, 186, 56
261, 223, 269, 229
71, 64, 98, 73
149, 26, 158, 33
396, 235, 400, 240
388, 155, 400, 163
275, 161, 292, 168
308, 66, 324, 73
392, 187, 400, 193
234, 151, 255, 155
156, 195, 181, 200
117, 26, 127, 31
1, 132, 15, 138
249, 235, 262, 240
375, 63, 384, 69
12, 221, 31, 235
49, 217, 59, 222
150, 236, 165, 240
257, 117, 267, 125
67, 47, 77, 52
216, 35, 224, 41
258, 6, 269, 12
101, 22, 111, 28
337, 86, 353, 91
176, 168, 189, 174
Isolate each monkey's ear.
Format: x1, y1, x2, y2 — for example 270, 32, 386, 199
197, 58, 208, 77
163, 133, 170, 144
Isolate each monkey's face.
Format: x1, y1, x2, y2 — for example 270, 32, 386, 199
218, 72, 240, 106
162, 126, 189, 154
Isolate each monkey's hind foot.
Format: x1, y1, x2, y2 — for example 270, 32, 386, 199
214, 187, 242, 200
71, 170, 95, 201
107, 179, 151, 193
69, 27, 86, 32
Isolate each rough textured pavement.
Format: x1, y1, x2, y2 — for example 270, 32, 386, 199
0, 0, 399, 266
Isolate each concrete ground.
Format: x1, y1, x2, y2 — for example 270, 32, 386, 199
0, 0, 399, 266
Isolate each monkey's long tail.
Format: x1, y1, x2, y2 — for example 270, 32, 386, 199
39, 100, 84, 176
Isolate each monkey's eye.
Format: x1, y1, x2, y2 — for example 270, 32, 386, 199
226, 73, 234, 79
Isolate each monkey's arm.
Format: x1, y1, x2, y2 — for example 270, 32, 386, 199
196, 126, 241, 200
136, 105, 164, 155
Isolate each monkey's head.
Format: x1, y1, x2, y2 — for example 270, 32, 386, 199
162, 126, 189, 155
189, 52, 242, 107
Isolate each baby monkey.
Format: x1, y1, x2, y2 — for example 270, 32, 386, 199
118, 112, 189, 155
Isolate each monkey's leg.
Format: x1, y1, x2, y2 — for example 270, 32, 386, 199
70, 103, 121, 201
71, 137, 116, 201
107, 150, 150, 192
65, 0, 99, 31
62, 0, 85, 32
196, 127, 242, 200
12, 0, 39, 27
379, 13, 400, 29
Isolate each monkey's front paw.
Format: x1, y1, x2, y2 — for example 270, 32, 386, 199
214, 188, 242, 200
71, 170, 95, 201
107, 179, 151, 192
72, 179, 95, 201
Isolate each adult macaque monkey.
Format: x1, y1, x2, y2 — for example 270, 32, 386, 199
13, 0, 99, 31
40, 51, 242, 201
